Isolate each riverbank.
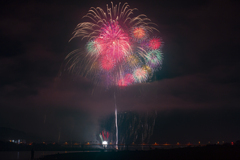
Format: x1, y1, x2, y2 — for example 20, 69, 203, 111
40, 145, 240, 160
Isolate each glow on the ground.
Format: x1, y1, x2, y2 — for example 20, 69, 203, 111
102, 141, 108, 145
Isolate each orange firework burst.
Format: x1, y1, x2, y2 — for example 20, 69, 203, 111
133, 27, 146, 40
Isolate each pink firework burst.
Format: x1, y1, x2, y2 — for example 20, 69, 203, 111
118, 74, 134, 87
118, 79, 127, 87
97, 21, 131, 65
100, 56, 115, 71
149, 38, 161, 50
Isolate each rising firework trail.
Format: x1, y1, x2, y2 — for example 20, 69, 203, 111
114, 92, 118, 149
65, 2, 163, 149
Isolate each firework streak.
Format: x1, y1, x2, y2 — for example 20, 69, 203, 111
100, 111, 157, 144
65, 2, 163, 87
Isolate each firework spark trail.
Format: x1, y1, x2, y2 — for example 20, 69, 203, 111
100, 111, 157, 144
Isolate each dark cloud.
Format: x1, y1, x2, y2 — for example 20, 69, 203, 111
153, 107, 240, 144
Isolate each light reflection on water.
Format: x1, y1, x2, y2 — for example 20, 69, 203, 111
0, 146, 184, 159
0, 151, 92, 160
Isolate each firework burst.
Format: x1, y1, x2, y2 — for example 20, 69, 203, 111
146, 49, 163, 69
131, 26, 148, 42
148, 38, 162, 50
65, 2, 163, 87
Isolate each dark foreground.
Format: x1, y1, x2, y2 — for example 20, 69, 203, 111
40, 145, 240, 160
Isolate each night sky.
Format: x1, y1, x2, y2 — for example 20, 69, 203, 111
0, 0, 240, 144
